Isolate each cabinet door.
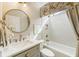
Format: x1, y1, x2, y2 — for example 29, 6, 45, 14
14, 44, 40, 57
15, 51, 28, 57
26, 45, 40, 57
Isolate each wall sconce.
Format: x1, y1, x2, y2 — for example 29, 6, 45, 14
18, 2, 27, 7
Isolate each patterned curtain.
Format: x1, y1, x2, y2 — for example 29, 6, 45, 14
67, 6, 79, 57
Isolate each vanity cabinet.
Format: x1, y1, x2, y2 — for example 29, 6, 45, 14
13, 44, 40, 57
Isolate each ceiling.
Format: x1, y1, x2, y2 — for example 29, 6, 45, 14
25, 2, 48, 8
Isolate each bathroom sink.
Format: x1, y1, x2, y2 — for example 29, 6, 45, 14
8, 39, 34, 50
0, 40, 33, 52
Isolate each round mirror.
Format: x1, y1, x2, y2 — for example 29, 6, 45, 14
3, 9, 30, 33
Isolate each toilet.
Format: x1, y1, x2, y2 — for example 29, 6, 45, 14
40, 48, 55, 57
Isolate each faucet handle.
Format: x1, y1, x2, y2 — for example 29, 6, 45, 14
23, 37, 25, 41
19, 34, 22, 41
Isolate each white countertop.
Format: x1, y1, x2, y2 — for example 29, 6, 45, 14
0, 39, 43, 57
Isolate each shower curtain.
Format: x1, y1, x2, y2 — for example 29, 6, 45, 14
67, 6, 79, 57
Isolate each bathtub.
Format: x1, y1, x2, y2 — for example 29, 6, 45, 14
43, 41, 76, 57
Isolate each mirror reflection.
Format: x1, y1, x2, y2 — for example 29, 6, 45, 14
3, 9, 30, 33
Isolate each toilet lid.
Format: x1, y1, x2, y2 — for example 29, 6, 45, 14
41, 48, 55, 57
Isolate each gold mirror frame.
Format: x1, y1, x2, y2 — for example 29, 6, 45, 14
2, 9, 30, 33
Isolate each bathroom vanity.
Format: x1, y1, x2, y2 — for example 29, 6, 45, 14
0, 39, 43, 57
14, 44, 40, 57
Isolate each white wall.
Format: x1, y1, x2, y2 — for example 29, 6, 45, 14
48, 11, 77, 48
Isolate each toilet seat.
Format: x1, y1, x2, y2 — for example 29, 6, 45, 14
40, 48, 55, 57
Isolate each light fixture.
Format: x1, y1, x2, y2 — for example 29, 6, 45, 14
18, 2, 27, 7
23, 4, 26, 7
18, 2, 27, 4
